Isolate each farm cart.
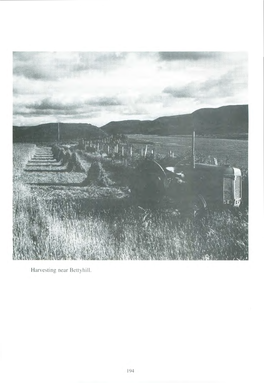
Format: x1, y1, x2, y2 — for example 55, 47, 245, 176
129, 159, 242, 216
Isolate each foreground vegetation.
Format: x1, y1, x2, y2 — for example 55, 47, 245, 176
13, 142, 248, 260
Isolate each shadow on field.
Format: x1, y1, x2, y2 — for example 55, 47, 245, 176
26, 163, 62, 167
27, 181, 87, 187
29, 161, 56, 163
24, 168, 69, 172
44, 192, 179, 217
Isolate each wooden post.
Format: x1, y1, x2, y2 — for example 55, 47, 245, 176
144, 144, 148, 157
192, 131, 196, 169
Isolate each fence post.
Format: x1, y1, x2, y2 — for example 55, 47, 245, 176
144, 144, 148, 157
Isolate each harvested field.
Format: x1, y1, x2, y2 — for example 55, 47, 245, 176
13, 142, 248, 260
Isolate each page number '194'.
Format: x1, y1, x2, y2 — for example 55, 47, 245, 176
127, 369, 134, 373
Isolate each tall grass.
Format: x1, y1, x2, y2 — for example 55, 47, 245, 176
13, 143, 248, 260
13, 143, 36, 177
13, 194, 248, 260
13, 144, 48, 258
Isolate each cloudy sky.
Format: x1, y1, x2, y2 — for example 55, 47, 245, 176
13, 51, 247, 127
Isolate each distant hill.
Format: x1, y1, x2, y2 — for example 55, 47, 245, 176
13, 122, 107, 143
13, 105, 248, 142
101, 105, 248, 138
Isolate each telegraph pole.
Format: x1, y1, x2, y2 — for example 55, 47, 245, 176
192, 131, 196, 169
58, 122, 60, 142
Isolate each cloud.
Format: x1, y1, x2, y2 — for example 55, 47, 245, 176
13, 52, 61, 81
25, 98, 82, 111
91, 52, 127, 68
158, 52, 220, 61
13, 52, 128, 81
14, 95, 124, 125
87, 97, 122, 107
13, 52, 248, 127
22, 96, 122, 112
163, 67, 247, 101
163, 84, 196, 98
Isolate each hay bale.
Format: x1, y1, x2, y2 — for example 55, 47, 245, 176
58, 148, 65, 161
72, 152, 86, 172
52, 144, 64, 161
61, 150, 72, 165
81, 161, 113, 187
52, 144, 59, 158
64, 152, 86, 173
66, 160, 74, 172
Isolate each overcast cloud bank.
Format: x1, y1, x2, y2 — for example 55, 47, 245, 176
13, 51, 247, 127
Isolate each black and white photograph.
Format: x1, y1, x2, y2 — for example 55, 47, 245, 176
1, 1, 264, 383
13, 51, 248, 260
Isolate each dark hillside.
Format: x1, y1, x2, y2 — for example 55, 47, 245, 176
13, 122, 107, 143
101, 105, 248, 138
13, 105, 248, 142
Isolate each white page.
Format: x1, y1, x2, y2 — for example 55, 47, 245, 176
0, 1, 263, 383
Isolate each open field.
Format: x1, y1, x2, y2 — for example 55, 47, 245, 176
127, 135, 248, 169
13, 141, 248, 260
